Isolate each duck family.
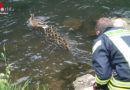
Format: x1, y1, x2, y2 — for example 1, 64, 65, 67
44, 26, 72, 50
28, 14, 71, 50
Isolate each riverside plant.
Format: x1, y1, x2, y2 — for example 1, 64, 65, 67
0, 44, 47, 90
0, 44, 30, 90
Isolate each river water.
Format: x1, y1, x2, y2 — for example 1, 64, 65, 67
0, 0, 130, 89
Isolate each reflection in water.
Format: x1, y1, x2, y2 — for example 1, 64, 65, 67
0, 0, 130, 89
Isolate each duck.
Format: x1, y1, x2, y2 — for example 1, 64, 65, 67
28, 13, 49, 29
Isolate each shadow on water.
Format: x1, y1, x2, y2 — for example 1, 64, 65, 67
0, 0, 130, 89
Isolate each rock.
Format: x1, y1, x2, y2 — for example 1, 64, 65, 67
63, 18, 82, 31
111, 17, 130, 30
73, 74, 95, 90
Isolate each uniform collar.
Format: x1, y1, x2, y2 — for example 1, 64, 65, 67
98, 26, 124, 37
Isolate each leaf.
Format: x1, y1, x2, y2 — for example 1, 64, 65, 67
6, 67, 11, 76
36, 81, 40, 90
0, 79, 8, 84
43, 85, 47, 90
1, 52, 6, 62
3, 44, 6, 53
0, 73, 6, 79
21, 79, 31, 90
0, 73, 5, 77
1, 53, 5, 59
6, 75, 9, 79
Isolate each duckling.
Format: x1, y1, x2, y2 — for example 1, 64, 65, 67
48, 33, 52, 38
63, 40, 68, 46
56, 39, 60, 45
46, 33, 49, 37
51, 34, 55, 38
61, 39, 71, 50
51, 25, 56, 31
46, 29, 50, 34
50, 29, 54, 34
57, 37, 61, 41
54, 34, 59, 40
66, 44, 71, 50
57, 40, 62, 45
59, 37, 64, 42
62, 39, 67, 44
52, 31, 57, 36
29, 13, 49, 29
65, 42, 71, 50
50, 26, 57, 34
52, 25, 56, 31
50, 34, 54, 39
44, 30, 47, 34
47, 28, 52, 33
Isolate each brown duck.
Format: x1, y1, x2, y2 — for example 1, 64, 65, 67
29, 13, 48, 29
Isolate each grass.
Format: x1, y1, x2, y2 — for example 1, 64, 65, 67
0, 44, 47, 90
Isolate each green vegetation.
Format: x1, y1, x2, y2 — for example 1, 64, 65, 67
0, 44, 30, 90
0, 44, 47, 90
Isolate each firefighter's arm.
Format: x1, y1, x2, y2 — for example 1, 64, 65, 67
92, 38, 112, 87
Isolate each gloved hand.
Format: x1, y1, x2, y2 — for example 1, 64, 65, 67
93, 83, 100, 90
93, 83, 108, 90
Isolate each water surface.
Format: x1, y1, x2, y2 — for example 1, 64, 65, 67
0, 0, 130, 89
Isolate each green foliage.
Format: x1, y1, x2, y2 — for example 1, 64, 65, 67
1, 44, 7, 64
36, 81, 40, 90
21, 79, 30, 90
0, 44, 10, 87
43, 85, 47, 90
1, 52, 6, 63
0, 44, 48, 90
0, 45, 30, 90
36, 82, 47, 90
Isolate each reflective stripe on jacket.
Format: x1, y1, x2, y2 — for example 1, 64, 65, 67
92, 27, 130, 89
108, 77, 130, 90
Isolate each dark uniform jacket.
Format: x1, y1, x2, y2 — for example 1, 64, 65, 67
92, 27, 130, 90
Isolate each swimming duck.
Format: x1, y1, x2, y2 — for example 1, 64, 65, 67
29, 13, 49, 29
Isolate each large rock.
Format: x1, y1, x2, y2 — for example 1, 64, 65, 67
73, 74, 95, 90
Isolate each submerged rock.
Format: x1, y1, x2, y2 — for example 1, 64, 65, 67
73, 74, 95, 90
49, 80, 65, 90
63, 18, 83, 31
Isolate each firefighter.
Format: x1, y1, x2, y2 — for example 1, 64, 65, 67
92, 17, 130, 90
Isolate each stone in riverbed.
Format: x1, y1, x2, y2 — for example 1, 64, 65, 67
73, 74, 95, 90
63, 18, 83, 31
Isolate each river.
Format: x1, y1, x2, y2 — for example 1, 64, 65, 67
0, 0, 130, 89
